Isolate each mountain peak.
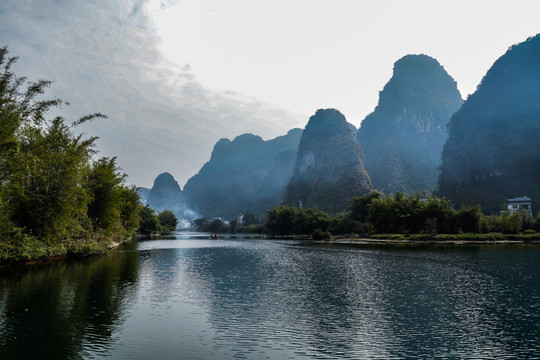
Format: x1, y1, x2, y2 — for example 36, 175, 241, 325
284, 109, 372, 213
438, 33, 540, 213
152, 172, 181, 192
357, 54, 463, 194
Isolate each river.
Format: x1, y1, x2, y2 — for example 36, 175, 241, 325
1, 232, 540, 359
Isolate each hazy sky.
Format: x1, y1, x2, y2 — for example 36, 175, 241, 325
1, 0, 539, 187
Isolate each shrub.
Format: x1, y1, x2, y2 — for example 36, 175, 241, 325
312, 228, 332, 240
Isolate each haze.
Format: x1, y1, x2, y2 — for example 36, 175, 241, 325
1, 0, 539, 187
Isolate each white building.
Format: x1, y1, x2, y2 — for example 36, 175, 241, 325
506, 197, 532, 217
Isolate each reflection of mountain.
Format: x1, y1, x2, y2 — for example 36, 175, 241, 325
284, 109, 373, 213
357, 54, 463, 194
0, 247, 139, 359
183, 129, 302, 219
438, 34, 540, 213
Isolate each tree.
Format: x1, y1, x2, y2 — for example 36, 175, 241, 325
0, 45, 142, 262
138, 205, 161, 234
242, 213, 258, 225
349, 191, 380, 223
8, 117, 95, 242
265, 205, 333, 235
207, 218, 226, 233
158, 210, 178, 235
265, 205, 298, 235
192, 218, 208, 231
118, 185, 142, 235
86, 157, 125, 233
455, 205, 482, 233
229, 219, 238, 233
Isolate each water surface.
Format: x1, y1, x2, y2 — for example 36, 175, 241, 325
1, 233, 540, 359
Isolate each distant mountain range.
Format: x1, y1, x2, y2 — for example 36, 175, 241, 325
139, 172, 197, 227
142, 34, 540, 220
182, 129, 302, 219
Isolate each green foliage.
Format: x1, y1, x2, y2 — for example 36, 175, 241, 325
455, 205, 483, 233
118, 185, 143, 235
330, 212, 365, 235
86, 157, 125, 233
138, 205, 161, 234
0, 232, 64, 263
265, 205, 332, 235
7, 117, 94, 243
312, 228, 332, 240
236, 224, 265, 234
242, 213, 258, 225
265, 194, 533, 237
192, 216, 264, 234
265, 205, 298, 235
207, 218, 227, 233
158, 209, 178, 235
0, 46, 142, 263
498, 212, 523, 234
349, 191, 381, 223
192, 218, 208, 231
359, 193, 496, 235
229, 219, 238, 233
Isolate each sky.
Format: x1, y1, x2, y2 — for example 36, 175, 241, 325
1, 0, 540, 188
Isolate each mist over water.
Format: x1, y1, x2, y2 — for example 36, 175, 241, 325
1, 235, 540, 359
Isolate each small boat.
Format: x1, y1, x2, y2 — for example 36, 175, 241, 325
210, 234, 218, 240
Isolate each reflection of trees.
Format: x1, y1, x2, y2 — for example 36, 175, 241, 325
0, 244, 139, 360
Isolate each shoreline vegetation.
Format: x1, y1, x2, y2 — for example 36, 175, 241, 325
0, 47, 142, 265
2, 45, 539, 266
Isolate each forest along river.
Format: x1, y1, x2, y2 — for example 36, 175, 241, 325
1, 233, 540, 359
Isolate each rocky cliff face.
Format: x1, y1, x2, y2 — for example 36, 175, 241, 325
183, 129, 302, 219
357, 54, 463, 194
284, 109, 373, 213
438, 34, 540, 213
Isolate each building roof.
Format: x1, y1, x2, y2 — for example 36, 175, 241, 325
507, 196, 532, 202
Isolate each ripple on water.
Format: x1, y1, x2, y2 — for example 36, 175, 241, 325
1, 238, 540, 359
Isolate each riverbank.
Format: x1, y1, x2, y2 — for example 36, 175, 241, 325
0, 234, 131, 267
314, 232, 540, 246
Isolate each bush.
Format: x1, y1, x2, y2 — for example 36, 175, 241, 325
498, 212, 522, 234
456, 205, 483, 233
312, 228, 332, 240
265, 205, 331, 235
158, 210, 178, 235
138, 205, 162, 234
0, 233, 65, 263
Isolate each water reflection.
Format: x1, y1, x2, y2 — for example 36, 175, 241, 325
0, 244, 140, 360
1, 236, 540, 359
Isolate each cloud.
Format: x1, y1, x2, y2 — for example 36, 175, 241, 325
0, 0, 303, 187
